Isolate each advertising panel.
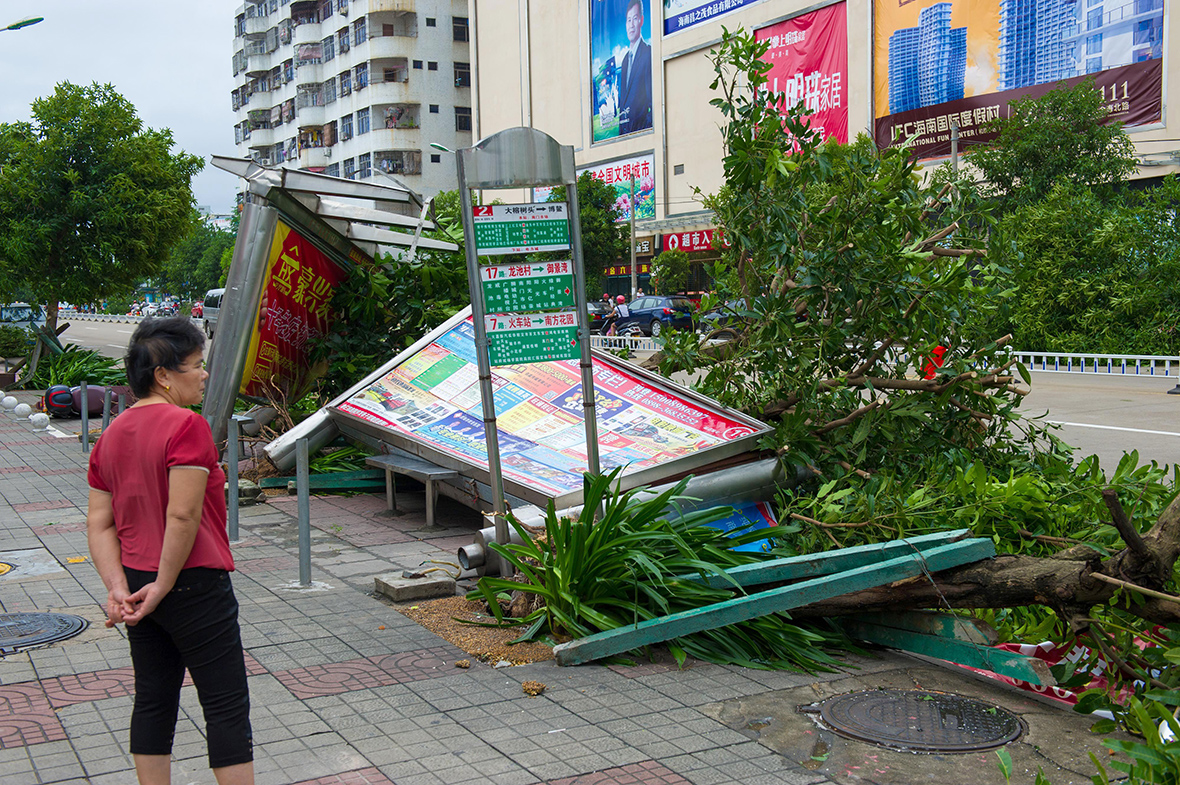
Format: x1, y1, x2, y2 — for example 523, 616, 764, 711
239, 220, 348, 399
333, 317, 768, 503
873, 0, 1164, 159
665, 0, 763, 36
664, 228, 726, 252
755, 2, 849, 144
591, 0, 655, 142
534, 154, 656, 223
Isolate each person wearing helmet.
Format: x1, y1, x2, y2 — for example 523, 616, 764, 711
608, 295, 630, 336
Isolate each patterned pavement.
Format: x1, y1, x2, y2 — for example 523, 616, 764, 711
0, 395, 856, 784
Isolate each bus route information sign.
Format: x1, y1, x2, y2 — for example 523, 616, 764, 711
481, 261, 576, 313
485, 312, 580, 365
473, 203, 570, 254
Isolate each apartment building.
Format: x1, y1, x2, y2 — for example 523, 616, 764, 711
231, 0, 473, 197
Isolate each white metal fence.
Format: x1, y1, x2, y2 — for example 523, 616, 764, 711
590, 334, 660, 353
1013, 351, 1180, 377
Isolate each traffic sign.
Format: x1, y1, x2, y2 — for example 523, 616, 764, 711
472, 203, 570, 254
485, 312, 580, 365
481, 261, 575, 313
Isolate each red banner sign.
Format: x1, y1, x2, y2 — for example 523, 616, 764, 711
240, 220, 347, 398
663, 229, 724, 253
755, 2, 849, 144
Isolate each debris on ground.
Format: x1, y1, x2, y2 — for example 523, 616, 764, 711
395, 595, 557, 665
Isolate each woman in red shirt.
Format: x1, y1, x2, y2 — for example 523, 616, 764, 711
87, 317, 253, 785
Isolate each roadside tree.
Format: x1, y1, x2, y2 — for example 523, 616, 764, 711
0, 82, 203, 330
547, 172, 627, 298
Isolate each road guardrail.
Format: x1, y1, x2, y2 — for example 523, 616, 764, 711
1013, 351, 1180, 377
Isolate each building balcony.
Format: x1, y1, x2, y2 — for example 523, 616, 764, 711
299, 146, 330, 169
365, 0, 416, 13
362, 80, 414, 105
247, 127, 276, 148
293, 104, 326, 126
365, 35, 416, 60
245, 14, 270, 35
293, 20, 323, 45
370, 127, 421, 150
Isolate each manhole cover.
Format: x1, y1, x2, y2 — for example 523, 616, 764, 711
0, 612, 89, 654
809, 689, 1024, 753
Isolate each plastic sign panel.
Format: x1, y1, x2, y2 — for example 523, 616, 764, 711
664, 0, 759, 35
873, 0, 1164, 159
472, 203, 570, 254
332, 317, 769, 505
755, 3, 849, 144
485, 312, 580, 365
480, 261, 575, 313
240, 219, 347, 399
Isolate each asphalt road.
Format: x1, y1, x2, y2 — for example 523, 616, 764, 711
1018, 370, 1179, 471
59, 318, 139, 359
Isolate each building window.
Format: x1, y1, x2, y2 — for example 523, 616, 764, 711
1087, 8, 1103, 30
353, 17, 367, 45
1086, 33, 1102, 54
341, 112, 353, 140
431, 153, 441, 163
455, 106, 472, 132
413, 60, 423, 69
357, 107, 370, 134
429, 104, 439, 113
358, 153, 371, 179
335, 0, 347, 12
322, 35, 335, 61
673, 164, 685, 175
427, 61, 438, 71
338, 28, 350, 53
1086, 56, 1103, 73
454, 62, 471, 88
326, 162, 341, 177
319, 0, 332, 21
355, 62, 369, 89
453, 16, 469, 42
425, 17, 436, 27
343, 157, 356, 179
1135, 19, 1157, 44
340, 70, 352, 96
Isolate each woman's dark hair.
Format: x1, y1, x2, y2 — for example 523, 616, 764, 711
125, 316, 206, 398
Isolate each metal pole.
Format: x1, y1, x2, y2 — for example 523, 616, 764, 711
951, 123, 959, 174
118, 394, 126, 414
227, 416, 241, 542
80, 382, 89, 453
101, 389, 112, 432
629, 176, 637, 299
296, 437, 311, 586
456, 149, 510, 576
568, 160, 602, 483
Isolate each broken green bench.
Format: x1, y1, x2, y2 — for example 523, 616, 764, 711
552, 529, 1055, 687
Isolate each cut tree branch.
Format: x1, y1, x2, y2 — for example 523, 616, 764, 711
1102, 489, 1151, 560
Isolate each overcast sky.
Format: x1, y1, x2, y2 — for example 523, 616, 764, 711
1, 1, 240, 213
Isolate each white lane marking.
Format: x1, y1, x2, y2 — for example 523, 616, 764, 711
107, 344, 124, 348
83, 326, 97, 330
1047, 420, 1180, 438
115, 329, 133, 334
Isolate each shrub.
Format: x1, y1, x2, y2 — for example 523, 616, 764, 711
0, 325, 32, 358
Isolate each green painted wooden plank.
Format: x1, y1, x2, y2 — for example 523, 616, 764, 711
843, 610, 998, 646
259, 469, 385, 489
835, 617, 1055, 686
683, 529, 973, 589
553, 538, 995, 666
286, 477, 386, 492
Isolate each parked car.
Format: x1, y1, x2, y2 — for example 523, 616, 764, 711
202, 288, 226, 338
698, 298, 750, 339
0, 303, 46, 329
587, 300, 612, 334
615, 295, 696, 337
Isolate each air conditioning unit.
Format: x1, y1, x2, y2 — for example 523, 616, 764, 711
259, 157, 273, 166
339, 3, 347, 14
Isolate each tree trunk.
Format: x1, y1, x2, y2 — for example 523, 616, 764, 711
788, 491, 1180, 627
45, 300, 59, 334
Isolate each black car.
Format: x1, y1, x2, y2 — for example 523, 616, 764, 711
587, 300, 613, 334
616, 295, 695, 337
698, 298, 750, 339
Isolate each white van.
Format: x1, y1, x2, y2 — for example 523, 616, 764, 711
202, 288, 225, 338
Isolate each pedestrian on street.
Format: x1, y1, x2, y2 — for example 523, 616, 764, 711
86, 316, 253, 785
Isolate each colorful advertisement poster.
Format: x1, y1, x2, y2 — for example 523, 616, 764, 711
333, 317, 766, 501
534, 156, 655, 223
755, 3, 849, 144
591, 0, 654, 142
873, 0, 1164, 159
240, 220, 347, 399
664, 0, 761, 35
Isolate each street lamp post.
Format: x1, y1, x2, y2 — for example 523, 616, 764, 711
4, 17, 44, 31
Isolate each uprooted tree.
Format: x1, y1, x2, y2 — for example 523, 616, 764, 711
645, 29, 1179, 674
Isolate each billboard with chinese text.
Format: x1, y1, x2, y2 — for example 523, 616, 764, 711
333, 316, 769, 506
755, 2, 848, 144
534, 154, 656, 223
240, 220, 348, 399
664, 0, 762, 35
874, 0, 1164, 159
591, 0, 655, 142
